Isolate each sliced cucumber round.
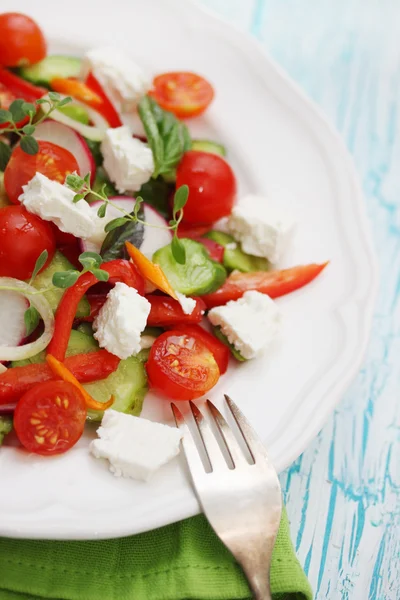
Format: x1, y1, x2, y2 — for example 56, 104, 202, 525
205, 230, 270, 273
191, 139, 227, 157
18, 55, 82, 87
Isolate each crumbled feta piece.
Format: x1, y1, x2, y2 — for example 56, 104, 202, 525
227, 193, 294, 263
101, 126, 154, 193
93, 282, 150, 359
19, 172, 96, 239
90, 410, 182, 481
81, 47, 151, 114
208, 290, 281, 359
175, 291, 196, 315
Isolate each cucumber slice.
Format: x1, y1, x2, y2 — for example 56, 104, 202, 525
191, 139, 227, 157
58, 103, 90, 125
153, 238, 227, 295
213, 326, 246, 362
11, 329, 98, 367
75, 322, 94, 337
205, 231, 270, 273
31, 250, 90, 317
85, 356, 148, 421
18, 55, 82, 87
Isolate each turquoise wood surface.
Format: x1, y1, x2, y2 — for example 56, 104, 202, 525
199, 1, 399, 598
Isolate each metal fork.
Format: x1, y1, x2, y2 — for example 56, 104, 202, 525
171, 395, 282, 600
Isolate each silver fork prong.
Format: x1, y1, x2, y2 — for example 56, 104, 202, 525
189, 401, 228, 472
206, 400, 247, 468
224, 395, 268, 464
171, 403, 207, 474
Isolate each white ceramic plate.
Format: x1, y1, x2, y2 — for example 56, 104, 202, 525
0, 0, 377, 539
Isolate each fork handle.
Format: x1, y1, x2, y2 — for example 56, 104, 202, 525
243, 567, 272, 600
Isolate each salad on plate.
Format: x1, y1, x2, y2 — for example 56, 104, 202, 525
0, 12, 328, 481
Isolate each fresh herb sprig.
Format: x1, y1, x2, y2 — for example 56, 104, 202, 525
65, 173, 190, 263
0, 92, 72, 161
138, 96, 191, 178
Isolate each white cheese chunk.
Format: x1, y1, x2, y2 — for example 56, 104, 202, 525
101, 126, 154, 193
227, 193, 294, 263
19, 172, 96, 239
90, 410, 182, 481
208, 290, 281, 359
175, 291, 196, 315
93, 282, 151, 359
81, 47, 151, 114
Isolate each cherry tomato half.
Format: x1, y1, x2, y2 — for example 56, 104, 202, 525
149, 72, 214, 118
172, 325, 230, 375
0, 13, 46, 67
0, 205, 55, 279
14, 380, 87, 456
146, 330, 220, 400
176, 151, 236, 224
4, 140, 79, 204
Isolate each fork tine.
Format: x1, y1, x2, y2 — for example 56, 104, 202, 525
206, 400, 247, 467
189, 401, 228, 472
171, 403, 207, 474
224, 395, 268, 464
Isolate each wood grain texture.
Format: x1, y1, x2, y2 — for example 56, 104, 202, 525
199, 0, 399, 597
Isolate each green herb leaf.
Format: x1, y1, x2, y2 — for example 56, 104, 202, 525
97, 203, 107, 218
0, 416, 12, 446
0, 109, 12, 124
101, 206, 145, 262
22, 124, 36, 135
0, 140, 11, 171
52, 270, 80, 288
99, 183, 108, 199
104, 217, 131, 233
92, 269, 110, 282
9, 99, 27, 123
22, 102, 36, 117
137, 177, 171, 219
73, 193, 85, 203
133, 196, 143, 219
79, 251, 102, 270
48, 91, 61, 102
20, 135, 39, 155
36, 98, 49, 106
83, 172, 91, 185
65, 173, 84, 191
29, 249, 48, 284
181, 123, 192, 152
138, 96, 164, 177
171, 234, 186, 264
57, 96, 73, 107
173, 185, 189, 214
24, 305, 40, 337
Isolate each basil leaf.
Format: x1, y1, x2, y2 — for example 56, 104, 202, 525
0, 109, 12, 124
30, 249, 48, 283
138, 96, 164, 177
79, 251, 103, 270
0, 141, 11, 171
171, 235, 186, 264
181, 123, 192, 152
52, 270, 80, 288
20, 135, 39, 155
161, 123, 183, 173
137, 177, 171, 219
24, 305, 40, 337
101, 206, 145, 262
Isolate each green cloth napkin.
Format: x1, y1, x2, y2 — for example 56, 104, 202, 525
0, 509, 312, 600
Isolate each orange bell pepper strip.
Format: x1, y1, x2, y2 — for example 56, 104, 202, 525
50, 78, 103, 107
46, 354, 114, 411
125, 241, 178, 300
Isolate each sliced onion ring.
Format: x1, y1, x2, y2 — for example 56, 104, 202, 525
40, 94, 108, 142
0, 278, 55, 362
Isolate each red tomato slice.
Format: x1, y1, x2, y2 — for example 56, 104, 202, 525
202, 263, 329, 308
197, 237, 225, 263
176, 151, 236, 224
0, 13, 46, 67
177, 223, 211, 239
146, 330, 220, 400
146, 295, 205, 327
172, 324, 229, 375
149, 72, 214, 118
0, 205, 55, 280
14, 380, 86, 456
4, 140, 79, 204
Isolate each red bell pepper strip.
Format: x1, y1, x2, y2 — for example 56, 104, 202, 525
85, 72, 123, 128
47, 259, 144, 361
0, 68, 45, 102
146, 295, 206, 327
202, 263, 329, 309
0, 350, 120, 408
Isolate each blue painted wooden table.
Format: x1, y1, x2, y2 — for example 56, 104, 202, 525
199, 1, 399, 598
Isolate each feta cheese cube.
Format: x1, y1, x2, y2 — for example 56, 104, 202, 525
175, 291, 196, 315
19, 172, 96, 239
208, 290, 281, 359
101, 126, 154, 193
81, 47, 151, 114
90, 410, 182, 481
93, 282, 151, 359
228, 193, 294, 263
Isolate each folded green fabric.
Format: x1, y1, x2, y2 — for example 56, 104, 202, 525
0, 509, 312, 600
